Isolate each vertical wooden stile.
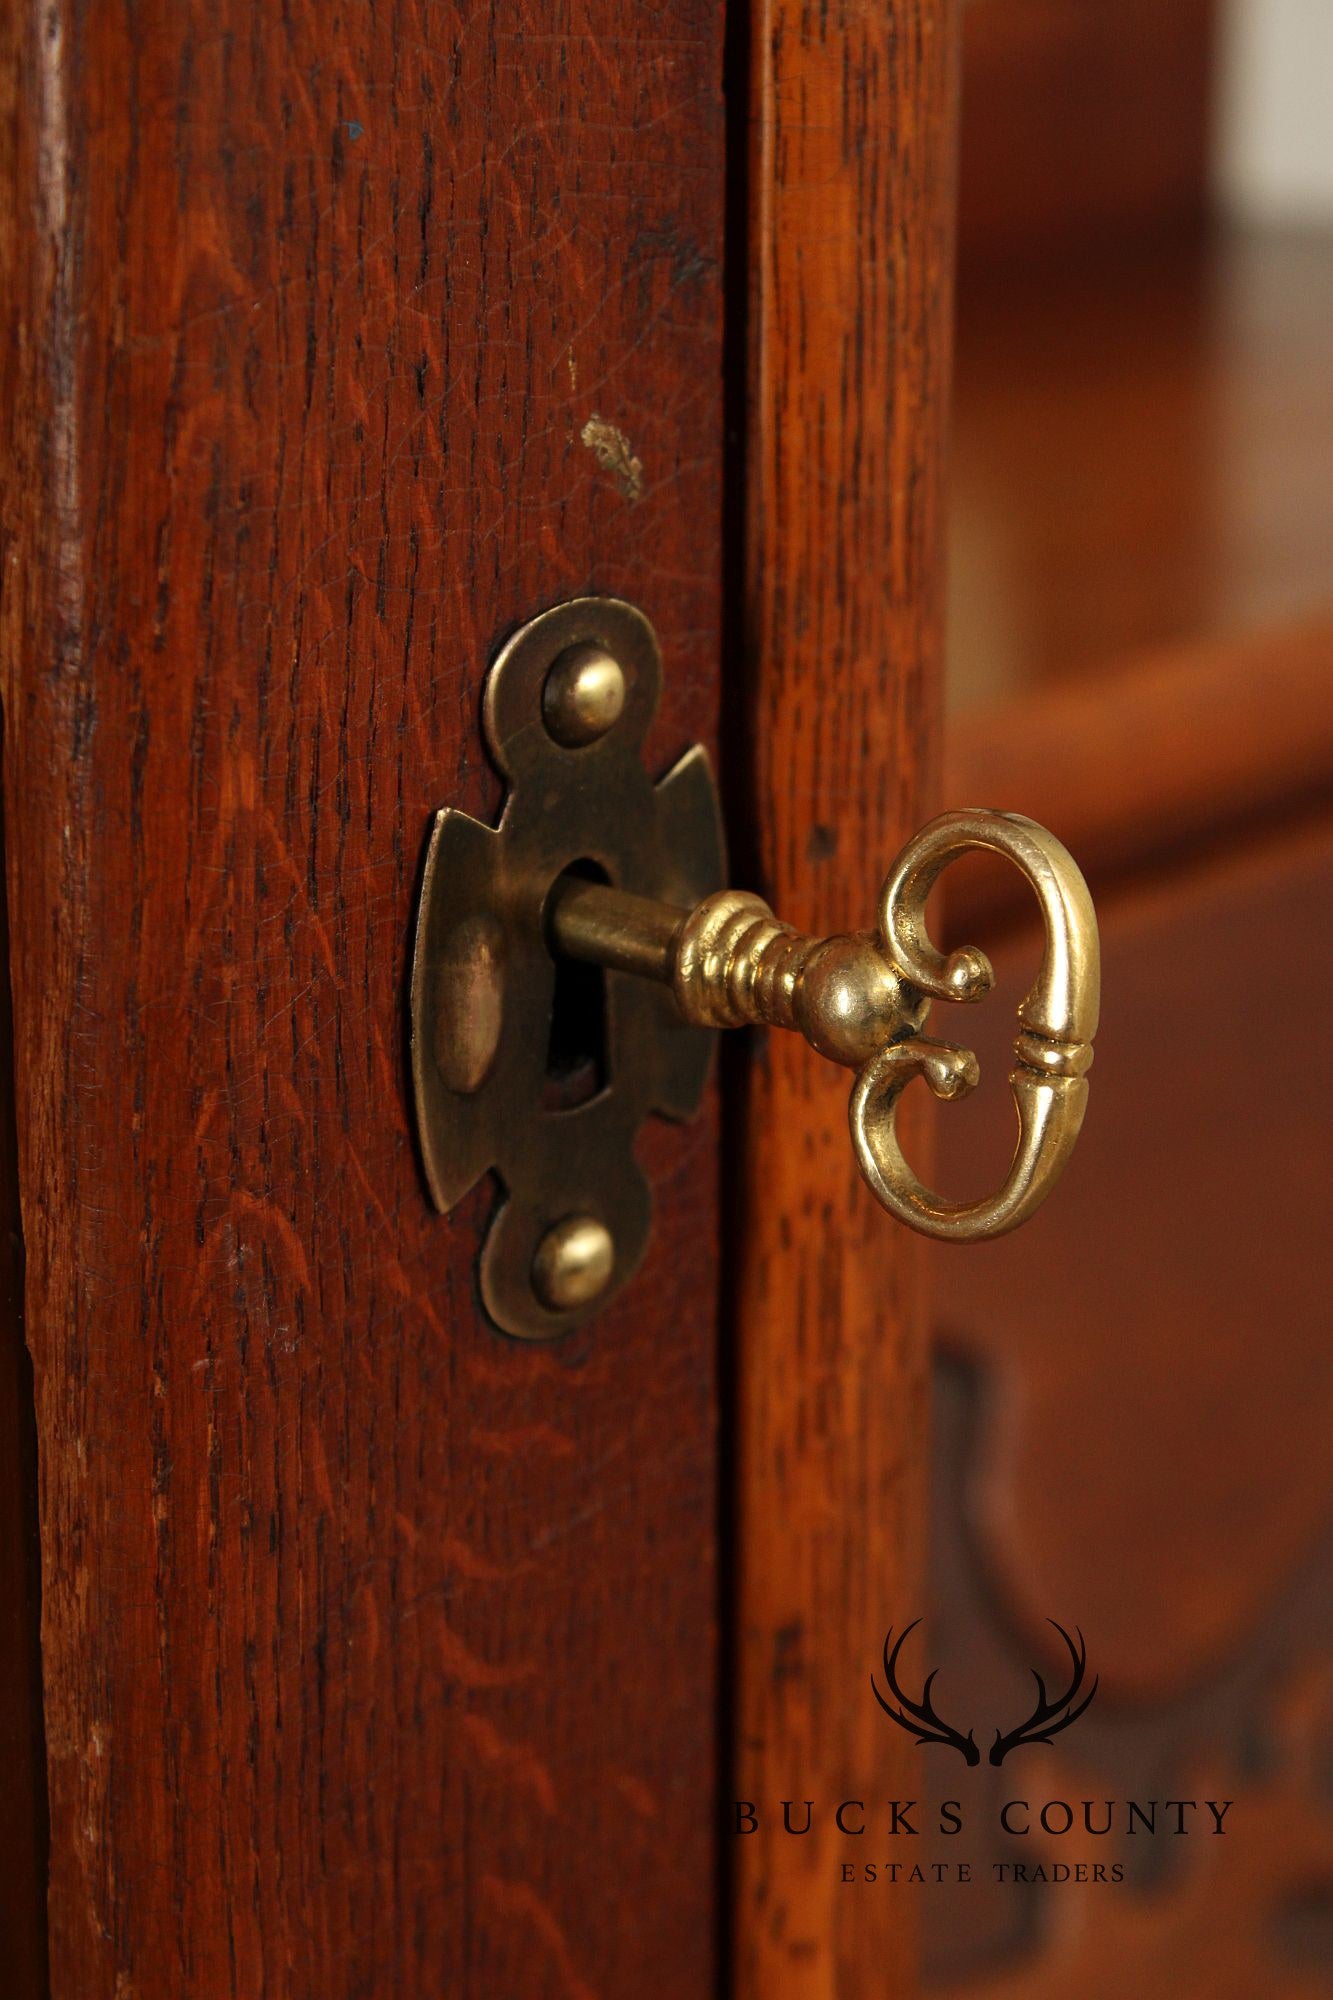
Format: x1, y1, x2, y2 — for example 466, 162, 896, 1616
734, 2, 960, 1992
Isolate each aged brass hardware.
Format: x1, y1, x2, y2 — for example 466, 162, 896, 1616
411, 597, 1100, 1339
410, 596, 725, 1340
531, 1214, 617, 1313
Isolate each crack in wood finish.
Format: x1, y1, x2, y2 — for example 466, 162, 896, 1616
0, 4, 725, 1993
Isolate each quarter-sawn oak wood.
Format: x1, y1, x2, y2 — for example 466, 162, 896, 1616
733, 3, 959, 1994
1, 4, 725, 1993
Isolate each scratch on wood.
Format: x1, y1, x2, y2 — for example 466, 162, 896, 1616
580, 413, 643, 502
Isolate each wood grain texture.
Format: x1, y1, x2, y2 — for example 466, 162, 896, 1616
0, 766, 48, 1997
732, 2, 958, 1993
0, 4, 725, 1994
0, 13, 50, 1992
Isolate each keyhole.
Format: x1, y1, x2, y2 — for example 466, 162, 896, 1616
543, 860, 610, 1111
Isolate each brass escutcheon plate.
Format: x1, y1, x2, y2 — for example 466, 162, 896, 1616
409, 597, 724, 1339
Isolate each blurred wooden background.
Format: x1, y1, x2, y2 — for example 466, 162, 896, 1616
924, 2, 1333, 1991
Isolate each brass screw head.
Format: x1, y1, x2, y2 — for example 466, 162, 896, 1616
531, 1213, 616, 1313
541, 643, 626, 747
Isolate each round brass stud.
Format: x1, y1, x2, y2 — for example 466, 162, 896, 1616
541, 643, 626, 747
531, 1214, 616, 1313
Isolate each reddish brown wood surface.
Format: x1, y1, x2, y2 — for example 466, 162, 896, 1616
945, 615, 1333, 932
933, 817, 1333, 1697
957, 0, 1215, 267
0, 17, 49, 1992
733, 3, 958, 1993
924, 817, 1333, 1991
927, 81, 1333, 1976
949, 224, 1333, 713
0, 4, 725, 1994
0, 765, 47, 1996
